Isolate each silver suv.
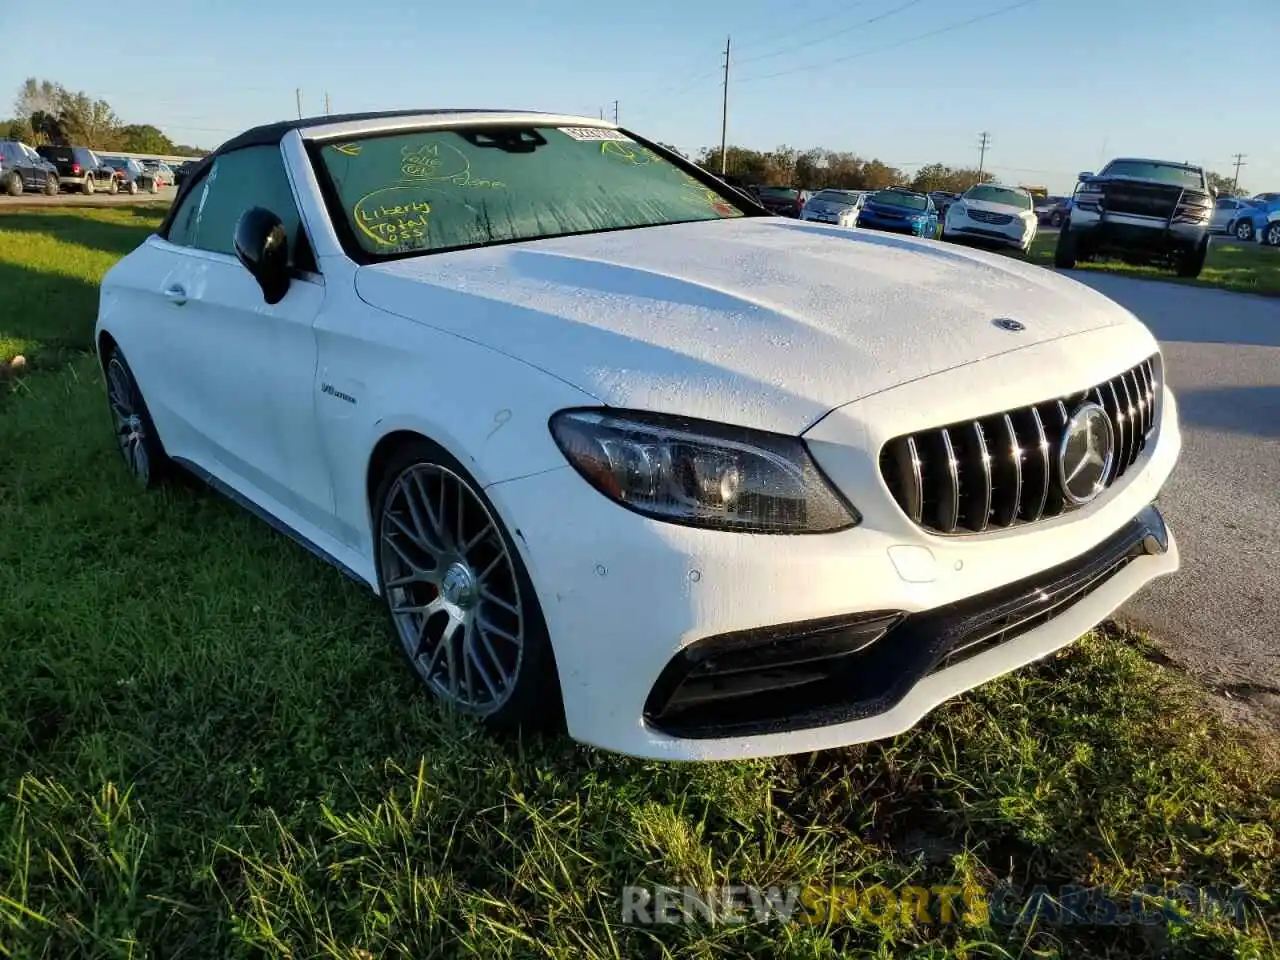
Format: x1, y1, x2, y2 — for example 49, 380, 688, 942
1054, 158, 1213, 278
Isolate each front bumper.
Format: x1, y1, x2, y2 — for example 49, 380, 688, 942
487, 338, 1182, 761
1069, 208, 1208, 254
944, 216, 1030, 248
857, 213, 927, 236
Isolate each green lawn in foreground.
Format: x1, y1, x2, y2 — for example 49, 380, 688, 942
1026, 232, 1280, 296
1, 207, 1277, 958
0, 205, 166, 367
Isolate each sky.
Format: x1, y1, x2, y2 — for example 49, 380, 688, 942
5, 0, 1277, 195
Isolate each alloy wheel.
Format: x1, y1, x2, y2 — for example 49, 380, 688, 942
1268, 223, 1280, 247
379, 463, 525, 714
1236, 221, 1253, 241
106, 356, 150, 485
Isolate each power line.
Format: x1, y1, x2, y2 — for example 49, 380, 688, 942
737, 0, 1042, 83
719, 36, 731, 175
734, 0, 927, 67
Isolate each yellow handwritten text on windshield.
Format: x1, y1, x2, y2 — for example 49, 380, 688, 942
354, 187, 433, 249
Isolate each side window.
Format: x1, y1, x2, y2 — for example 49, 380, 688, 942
166, 175, 208, 247
191, 146, 309, 268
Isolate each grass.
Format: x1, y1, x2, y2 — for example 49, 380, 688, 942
1, 206, 1278, 959
1025, 232, 1280, 296
0, 205, 166, 367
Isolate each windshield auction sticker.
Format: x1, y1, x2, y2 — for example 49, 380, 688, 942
559, 127, 632, 142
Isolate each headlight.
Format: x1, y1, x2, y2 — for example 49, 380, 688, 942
549, 409, 859, 533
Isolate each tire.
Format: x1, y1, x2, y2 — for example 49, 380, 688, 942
43, 175, 58, 196
1050, 212, 1063, 228
1054, 226, 1079, 268
103, 346, 171, 489
83, 176, 94, 195
1235, 219, 1253, 242
148, 180, 158, 195
107, 178, 118, 195
3, 172, 21, 197
1265, 221, 1280, 248
127, 180, 138, 195
1175, 238, 1209, 278
372, 438, 562, 732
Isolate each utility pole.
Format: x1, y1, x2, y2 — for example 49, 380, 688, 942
719, 35, 731, 176
1231, 153, 1247, 193
977, 131, 991, 180
599, 106, 604, 120
325, 91, 331, 116
296, 88, 302, 120
612, 100, 619, 124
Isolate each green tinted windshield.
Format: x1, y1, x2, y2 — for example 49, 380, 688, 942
315, 126, 745, 257
964, 185, 1032, 209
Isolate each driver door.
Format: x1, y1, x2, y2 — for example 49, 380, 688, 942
139, 146, 337, 539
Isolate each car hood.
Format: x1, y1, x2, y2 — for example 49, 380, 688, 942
355, 217, 1137, 434
954, 198, 1034, 217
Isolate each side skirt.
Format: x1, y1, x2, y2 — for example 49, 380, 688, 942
172, 456, 370, 587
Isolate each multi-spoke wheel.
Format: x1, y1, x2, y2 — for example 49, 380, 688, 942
104, 347, 168, 488
374, 442, 560, 728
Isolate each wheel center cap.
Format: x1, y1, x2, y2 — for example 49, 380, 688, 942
441, 562, 477, 609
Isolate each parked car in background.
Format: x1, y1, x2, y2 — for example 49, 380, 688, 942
943, 183, 1038, 252
928, 191, 960, 218
800, 188, 863, 227
96, 156, 160, 195
174, 160, 201, 188
94, 109, 1180, 761
1256, 209, 1280, 247
0, 139, 60, 196
1055, 158, 1213, 278
755, 186, 808, 217
1034, 195, 1071, 227
35, 145, 117, 194
1251, 192, 1280, 205
141, 160, 174, 188
1237, 197, 1280, 244
1209, 196, 1255, 236
856, 187, 939, 237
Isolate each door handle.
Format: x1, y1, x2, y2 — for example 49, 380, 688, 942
164, 284, 187, 306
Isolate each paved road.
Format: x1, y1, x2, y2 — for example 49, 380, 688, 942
1068, 272, 1280, 709
0, 186, 177, 207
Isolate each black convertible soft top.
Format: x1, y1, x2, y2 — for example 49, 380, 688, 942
158, 109, 553, 237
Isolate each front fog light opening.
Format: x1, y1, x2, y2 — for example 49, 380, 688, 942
549, 408, 859, 534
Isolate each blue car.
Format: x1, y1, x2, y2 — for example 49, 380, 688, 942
856, 188, 939, 238
1236, 195, 1280, 243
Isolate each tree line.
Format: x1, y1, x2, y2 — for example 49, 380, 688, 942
694, 145, 995, 194
1, 78, 206, 156
691, 144, 1247, 197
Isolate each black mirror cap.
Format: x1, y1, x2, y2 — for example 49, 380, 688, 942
234, 206, 290, 305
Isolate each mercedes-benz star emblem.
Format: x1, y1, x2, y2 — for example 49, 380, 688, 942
1058, 402, 1116, 505
992, 317, 1026, 332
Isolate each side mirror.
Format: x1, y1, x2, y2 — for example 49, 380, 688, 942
234, 207, 290, 305
1078, 171, 1095, 182
1209, 185, 1219, 197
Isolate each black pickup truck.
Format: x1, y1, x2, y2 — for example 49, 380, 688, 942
1054, 158, 1213, 278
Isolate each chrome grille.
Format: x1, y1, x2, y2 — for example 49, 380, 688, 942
879, 356, 1160, 535
967, 209, 1014, 225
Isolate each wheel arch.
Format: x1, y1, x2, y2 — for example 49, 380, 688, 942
96, 328, 118, 374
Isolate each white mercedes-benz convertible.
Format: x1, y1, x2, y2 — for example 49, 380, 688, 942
95, 110, 1181, 761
